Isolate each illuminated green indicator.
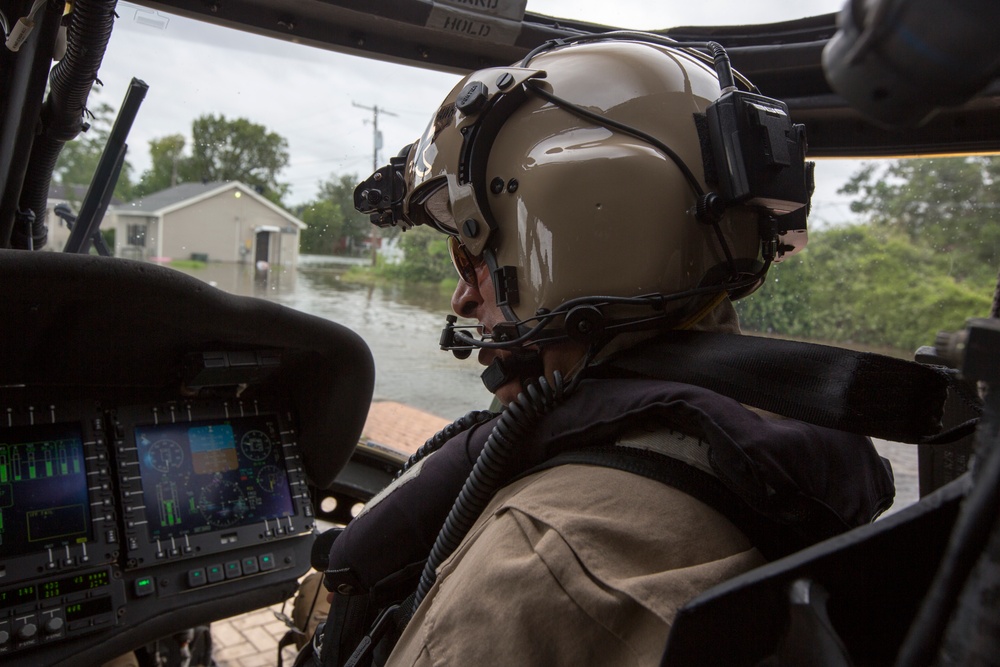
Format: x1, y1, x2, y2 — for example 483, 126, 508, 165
135, 577, 154, 597
46, 460, 53, 476
164, 500, 176, 526
1, 445, 7, 483
72, 456, 80, 474
42, 581, 60, 599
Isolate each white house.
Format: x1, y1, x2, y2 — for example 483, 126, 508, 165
44, 184, 123, 252
113, 181, 306, 266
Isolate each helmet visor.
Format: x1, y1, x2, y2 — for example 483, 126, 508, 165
410, 180, 458, 234
447, 235, 483, 285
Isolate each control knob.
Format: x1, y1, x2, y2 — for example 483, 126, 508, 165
16, 622, 37, 641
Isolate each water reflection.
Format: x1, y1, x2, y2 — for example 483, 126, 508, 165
175, 260, 300, 298
174, 257, 494, 419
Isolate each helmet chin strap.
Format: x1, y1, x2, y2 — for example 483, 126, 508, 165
480, 349, 545, 393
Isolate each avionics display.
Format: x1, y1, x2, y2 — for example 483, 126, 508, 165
0, 424, 92, 559
134, 415, 294, 541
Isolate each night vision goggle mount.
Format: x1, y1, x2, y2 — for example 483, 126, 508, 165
355, 150, 409, 229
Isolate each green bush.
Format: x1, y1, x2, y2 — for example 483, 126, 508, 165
377, 226, 456, 283
736, 225, 993, 353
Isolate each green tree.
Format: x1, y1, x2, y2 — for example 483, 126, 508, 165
133, 134, 186, 197
187, 115, 290, 204
54, 100, 135, 203
298, 199, 344, 255
299, 174, 375, 255
733, 254, 813, 338
133, 115, 291, 205
740, 157, 999, 352
840, 156, 1000, 287
736, 225, 992, 353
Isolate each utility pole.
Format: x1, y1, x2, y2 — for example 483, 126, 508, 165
353, 102, 398, 265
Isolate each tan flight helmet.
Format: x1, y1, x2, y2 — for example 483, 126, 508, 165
357, 35, 811, 347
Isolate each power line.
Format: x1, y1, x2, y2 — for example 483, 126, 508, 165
351, 101, 399, 265
352, 101, 399, 171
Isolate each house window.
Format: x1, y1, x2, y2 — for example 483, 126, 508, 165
127, 224, 146, 247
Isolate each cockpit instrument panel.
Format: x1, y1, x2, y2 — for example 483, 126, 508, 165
0, 250, 374, 665
0, 404, 122, 659
113, 401, 313, 569
0, 398, 315, 663
135, 417, 293, 540
0, 423, 96, 562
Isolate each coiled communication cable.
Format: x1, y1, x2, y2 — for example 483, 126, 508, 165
394, 410, 498, 481
408, 373, 566, 615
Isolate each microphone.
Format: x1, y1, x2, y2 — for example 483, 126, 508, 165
439, 315, 474, 359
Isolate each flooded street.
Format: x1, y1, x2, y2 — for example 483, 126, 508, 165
179, 256, 496, 417
176, 257, 920, 514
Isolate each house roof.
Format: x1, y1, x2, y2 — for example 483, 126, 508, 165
117, 181, 306, 229
121, 181, 227, 213
49, 183, 125, 207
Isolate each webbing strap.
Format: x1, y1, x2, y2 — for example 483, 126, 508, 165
599, 331, 961, 443
517, 445, 807, 560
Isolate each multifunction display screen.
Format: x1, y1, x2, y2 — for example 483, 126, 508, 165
134, 415, 293, 540
0, 424, 92, 559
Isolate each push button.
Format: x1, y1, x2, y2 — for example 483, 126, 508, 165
134, 577, 155, 597
206, 564, 224, 583
241, 557, 259, 575
224, 561, 242, 579
259, 553, 276, 571
14, 619, 38, 646
43, 616, 64, 635
188, 569, 207, 588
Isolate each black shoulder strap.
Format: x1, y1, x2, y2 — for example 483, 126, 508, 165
596, 331, 976, 444
518, 445, 807, 560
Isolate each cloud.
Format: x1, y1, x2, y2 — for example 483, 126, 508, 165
99, 7, 459, 204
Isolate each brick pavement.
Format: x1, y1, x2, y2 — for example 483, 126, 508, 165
362, 400, 450, 454
212, 602, 298, 667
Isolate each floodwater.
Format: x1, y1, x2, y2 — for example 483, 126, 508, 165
174, 256, 920, 514
175, 256, 495, 417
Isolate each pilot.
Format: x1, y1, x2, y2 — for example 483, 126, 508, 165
339, 35, 895, 666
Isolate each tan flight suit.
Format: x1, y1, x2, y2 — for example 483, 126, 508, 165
385, 449, 765, 666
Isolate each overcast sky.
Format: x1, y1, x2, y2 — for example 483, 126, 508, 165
96, 0, 859, 225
